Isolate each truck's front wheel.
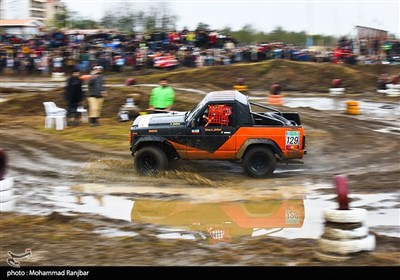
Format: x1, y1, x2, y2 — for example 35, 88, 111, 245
243, 147, 276, 178
134, 146, 168, 176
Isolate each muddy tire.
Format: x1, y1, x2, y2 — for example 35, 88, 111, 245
318, 234, 376, 255
324, 208, 367, 223
315, 251, 351, 262
134, 146, 168, 176
329, 88, 345, 96
243, 147, 276, 178
323, 225, 369, 240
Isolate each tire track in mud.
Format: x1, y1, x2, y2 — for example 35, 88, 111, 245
296, 108, 399, 193
299, 108, 399, 174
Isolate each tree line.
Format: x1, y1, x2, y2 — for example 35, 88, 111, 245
52, 2, 336, 47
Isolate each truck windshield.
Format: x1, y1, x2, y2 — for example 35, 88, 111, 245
185, 99, 206, 123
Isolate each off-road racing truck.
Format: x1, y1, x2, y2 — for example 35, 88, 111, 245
129, 90, 306, 178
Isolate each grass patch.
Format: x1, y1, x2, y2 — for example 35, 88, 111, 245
4, 115, 133, 151
45, 119, 132, 151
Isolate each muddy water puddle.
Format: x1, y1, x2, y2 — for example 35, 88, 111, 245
251, 96, 400, 120
8, 180, 399, 241
283, 97, 400, 118
0, 82, 64, 90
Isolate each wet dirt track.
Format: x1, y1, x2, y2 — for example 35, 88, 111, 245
1, 83, 400, 266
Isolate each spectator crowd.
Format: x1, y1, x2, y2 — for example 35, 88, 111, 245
0, 28, 399, 76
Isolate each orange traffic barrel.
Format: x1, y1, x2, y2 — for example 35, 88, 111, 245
346, 100, 360, 115
268, 94, 283, 106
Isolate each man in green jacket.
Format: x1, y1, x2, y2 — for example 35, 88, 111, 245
149, 78, 175, 111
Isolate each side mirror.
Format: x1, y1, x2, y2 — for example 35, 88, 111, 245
190, 119, 196, 128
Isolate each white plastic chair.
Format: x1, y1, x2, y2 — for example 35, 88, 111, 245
43, 102, 67, 130
77, 106, 88, 123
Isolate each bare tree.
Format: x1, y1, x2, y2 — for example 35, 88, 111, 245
99, 1, 178, 33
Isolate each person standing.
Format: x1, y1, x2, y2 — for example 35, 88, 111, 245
87, 66, 107, 126
148, 78, 175, 112
64, 69, 84, 125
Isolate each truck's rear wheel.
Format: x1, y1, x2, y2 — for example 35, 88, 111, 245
243, 147, 276, 178
134, 146, 168, 176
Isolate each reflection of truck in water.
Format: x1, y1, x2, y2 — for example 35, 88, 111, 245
131, 198, 305, 243
129, 90, 306, 178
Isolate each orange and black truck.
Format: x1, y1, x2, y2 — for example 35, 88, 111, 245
129, 90, 306, 178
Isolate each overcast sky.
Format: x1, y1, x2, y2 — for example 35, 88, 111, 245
64, 0, 400, 37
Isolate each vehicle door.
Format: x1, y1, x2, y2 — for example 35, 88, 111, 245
186, 102, 237, 159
